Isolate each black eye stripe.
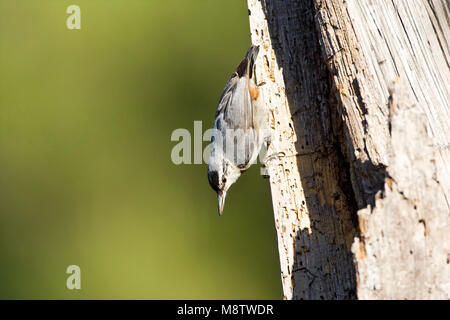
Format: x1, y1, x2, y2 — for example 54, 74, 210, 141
207, 170, 220, 193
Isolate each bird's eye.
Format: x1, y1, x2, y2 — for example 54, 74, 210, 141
222, 177, 227, 184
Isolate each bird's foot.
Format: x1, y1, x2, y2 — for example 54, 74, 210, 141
260, 165, 270, 179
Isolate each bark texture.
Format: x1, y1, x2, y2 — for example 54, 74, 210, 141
248, 0, 450, 299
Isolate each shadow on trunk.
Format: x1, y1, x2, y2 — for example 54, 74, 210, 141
258, 0, 385, 299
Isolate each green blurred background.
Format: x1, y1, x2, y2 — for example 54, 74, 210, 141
0, 0, 280, 299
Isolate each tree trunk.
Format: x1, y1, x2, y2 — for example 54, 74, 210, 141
248, 0, 450, 300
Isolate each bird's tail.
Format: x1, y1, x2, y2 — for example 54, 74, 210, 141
236, 45, 260, 78
246, 45, 259, 79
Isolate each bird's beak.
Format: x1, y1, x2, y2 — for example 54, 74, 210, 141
217, 191, 226, 216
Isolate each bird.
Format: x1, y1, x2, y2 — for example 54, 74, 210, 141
207, 44, 269, 216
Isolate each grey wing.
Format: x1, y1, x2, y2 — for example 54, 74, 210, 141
216, 72, 253, 130
215, 73, 236, 118
215, 73, 256, 168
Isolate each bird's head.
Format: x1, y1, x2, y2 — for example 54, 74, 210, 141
207, 161, 241, 216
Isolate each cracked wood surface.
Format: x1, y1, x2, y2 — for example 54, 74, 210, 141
248, 0, 450, 299
248, 0, 357, 300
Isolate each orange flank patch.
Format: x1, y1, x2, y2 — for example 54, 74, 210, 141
249, 85, 259, 100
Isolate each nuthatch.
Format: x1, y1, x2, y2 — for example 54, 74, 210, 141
207, 45, 269, 216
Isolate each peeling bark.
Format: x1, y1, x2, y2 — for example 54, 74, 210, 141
248, 0, 450, 299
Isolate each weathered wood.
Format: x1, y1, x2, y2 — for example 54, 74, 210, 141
352, 78, 450, 299
248, 0, 450, 299
248, 0, 358, 300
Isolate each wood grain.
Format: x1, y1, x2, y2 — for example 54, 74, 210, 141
248, 0, 450, 299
